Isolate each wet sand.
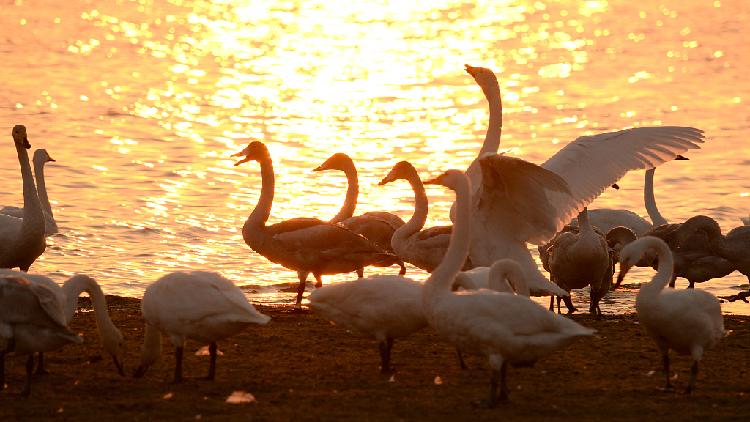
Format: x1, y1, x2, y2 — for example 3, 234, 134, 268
1, 296, 748, 421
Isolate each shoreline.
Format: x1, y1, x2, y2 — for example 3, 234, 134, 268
1, 296, 749, 421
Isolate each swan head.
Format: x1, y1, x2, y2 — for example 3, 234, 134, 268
32, 149, 55, 165
464, 64, 500, 94
102, 324, 126, 376
423, 169, 466, 190
12, 125, 31, 149
233, 141, 269, 166
615, 236, 668, 288
489, 259, 530, 296
606, 226, 637, 256
379, 161, 417, 185
313, 152, 354, 173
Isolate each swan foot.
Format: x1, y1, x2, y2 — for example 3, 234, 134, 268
314, 273, 323, 289
204, 342, 217, 381
661, 352, 672, 392
684, 361, 698, 395
397, 260, 406, 276
562, 296, 577, 314
172, 346, 184, 384
34, 353, 49, 376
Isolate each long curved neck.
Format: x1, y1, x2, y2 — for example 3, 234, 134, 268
392, 172, 429, 243
242, 156, 274, 239
479, 81, 503, 157
639, 241, 674, 300
331, 165, 358, 223
644, 168, 667, 226
33, 160, 54, 219
17, 144, 44, 227
61, 275, 115, 334
425, 177, 471, 296
138, 323, 162, 369
577, 208, 594, 236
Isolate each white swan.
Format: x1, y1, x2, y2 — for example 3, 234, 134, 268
616, 236, 726, 393
378, 160, 473, 272
309, 274, 425, 373
313, 152, 406, 275
133, 271, 270, 382
0, 125, 46, 271
422, 169, 595, 406
1, 149, 58, 236
0, 268, 124, 375
1, 276, 82, 395
234, 141, 399, 305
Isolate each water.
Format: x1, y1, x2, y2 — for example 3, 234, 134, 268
0, 0, 748, 314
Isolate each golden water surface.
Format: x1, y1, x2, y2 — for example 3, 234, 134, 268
1, 0, 748, 313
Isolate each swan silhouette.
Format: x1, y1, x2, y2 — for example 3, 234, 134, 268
233, 141, 399, 305
1, 149, 58, 236
616, 236, 726, 393
0, 125, 46, 271
313, 152, 406, 275
422, 169, 595, 406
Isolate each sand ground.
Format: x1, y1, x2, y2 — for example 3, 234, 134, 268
1, 296, 748, 421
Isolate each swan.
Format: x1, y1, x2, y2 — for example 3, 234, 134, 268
1, 149, 58, 236
309, 274, 425, 374
133, 271, 270, 382
313, 152, 406, 275
540, 209, 612, 316
616, 236, 726, 393
0, 268, 124, 375
422, 169, 595, 406
0, 125, 46, 271
1, 276, 82, 395
741, 216, 750, 226
721, 225, 750, 285
377, 160, 473, 273
233, 141, 399, 305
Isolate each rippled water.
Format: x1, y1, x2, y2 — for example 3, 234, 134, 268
1, 0, 748, 314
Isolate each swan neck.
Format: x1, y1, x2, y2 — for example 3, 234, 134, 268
331, 166, 358, 223
640, 241, 674, 298
62, 275, 114, 333
393, 173, 428, 243
243, 156, 274, 236
33, 159, 53, 218
16, 143, 44, 224
139, 323, 162, 369
644, 168, 667, 226
479, 84, 503, 157
577, 208, 594, 234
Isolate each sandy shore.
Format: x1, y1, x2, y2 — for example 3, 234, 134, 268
1, 296, 748, 421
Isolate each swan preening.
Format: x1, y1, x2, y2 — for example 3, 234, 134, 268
1, 148, 58, 236
0, 125, 46, 272
616, 236, 726, 393
422, 169, 595, 406
234, 141, 400, 305
0, 276, 82, 395
133, 271, 270, 382
313, 152, 406, 275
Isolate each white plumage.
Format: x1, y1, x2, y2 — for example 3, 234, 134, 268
1, 149, 58, 236
133, 271, 270, 382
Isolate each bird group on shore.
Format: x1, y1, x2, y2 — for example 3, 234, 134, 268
1, 64, 745, 407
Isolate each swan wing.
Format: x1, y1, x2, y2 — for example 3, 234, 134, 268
267, 217, 327, 236
540, 127, 704, 235
273, 221, 385, 257
188, 271, 270, 325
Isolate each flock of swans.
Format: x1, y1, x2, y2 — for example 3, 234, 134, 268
0, 64, 747, 407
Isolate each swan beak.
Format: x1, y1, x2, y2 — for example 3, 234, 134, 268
378, 174, 395, 186
464, 64, 477, 76
48, 156, 56, 162
675, 155, 689, 161
234, 156, 251, 166
615, 263, 632, 289
312, 164, 325, 172
113, 356, 125, 377
423, 176, 440, 185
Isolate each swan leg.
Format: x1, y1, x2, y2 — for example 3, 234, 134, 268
356, 268, 364, 279
662, 352, 673, 391
313, 273, 323, 289
21, 355, 34, 396
0, 351, 5, 391
556, 296, 562, 314
548, 296, 554, 311
687, 281, 695, 289
378, 338, 394, 374
668, 275, 677, 288
34, 352, 49, 375
397, 259, 406, 276
498, 361, 509, 403
562, 295, 577, 314
295, 271, 309, 305
206, 342, 217, 381
172, 346, 184, 384
456, 349, 467, 370
685, 361, 698, 394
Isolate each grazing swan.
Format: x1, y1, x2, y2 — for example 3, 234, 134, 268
309, 274, 425, 373
233, 141, 399, 305
464, 128, 705, 301
378, 160, 473, 273
541, 209, 612, 316
584, 156, 688, 236
0, 125, 46, 271
422, 169, 595, 406
0, 276, 82, 395
133, 271, 270, 382
0, 269, 124, 375
313, 152, 406, 275
1, 149, 58, 236
616, 236, 726, 393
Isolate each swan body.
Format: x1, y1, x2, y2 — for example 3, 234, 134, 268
134, 271, 270, 382
378, 160, 473, 273
542, 209, 612, 316
422, 169, 595, 406
741, 216, 750, 226
0, 269, 124, 374
0, 276, 82, 395
722, 225, 750, 284
309, 274, 426, 373
234, 141, 399, 305
0, 125, 46, 271
1, 149, 58, 236
616, 236, 726, 393
314, 153, 406, 275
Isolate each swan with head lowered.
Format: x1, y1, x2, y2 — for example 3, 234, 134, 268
422, 169, 595, 407
1, 149, 58, 236
0, 125, 46, 271
1, 276, 82, 396
133, 271, 270, 383
233, 141, 399, 305
616, 236, 726, 393
313, 152, 406, 276
0, 268, 125, 375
